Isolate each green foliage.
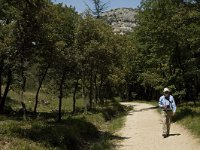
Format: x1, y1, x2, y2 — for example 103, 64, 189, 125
0, 0, 131, 116
75, 16, 125, 104
133, 0, 200, 101
1, 0, 200, 147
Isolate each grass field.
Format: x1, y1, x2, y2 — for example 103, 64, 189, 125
0, 90, 132, 150
173, 102, 200, 138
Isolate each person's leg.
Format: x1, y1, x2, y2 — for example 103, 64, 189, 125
166, 112, 171, 135
161, 111, 168, 137
166, 111, 173, 136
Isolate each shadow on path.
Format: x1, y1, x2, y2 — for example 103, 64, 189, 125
134, 106, 159, 112
169, 133, 181, 137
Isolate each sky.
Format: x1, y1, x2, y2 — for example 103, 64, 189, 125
53, 0, 141, 13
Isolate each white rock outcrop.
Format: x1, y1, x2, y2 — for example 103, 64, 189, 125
101, 8, 137, 34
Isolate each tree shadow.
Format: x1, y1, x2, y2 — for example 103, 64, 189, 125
1, 100, 131, 149
0, 110, 59, 122
8, 118, 97, 149
95, 131, 131, 149
168, 133, 181, 137
134, 106, 159, 112
88, 102, 129, 121
172, 108, 200, 122
8, 117, 126, 150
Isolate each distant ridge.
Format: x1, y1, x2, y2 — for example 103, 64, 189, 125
101, 8, 137, 34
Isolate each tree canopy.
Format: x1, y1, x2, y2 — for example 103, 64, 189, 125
0, 0, 200, 119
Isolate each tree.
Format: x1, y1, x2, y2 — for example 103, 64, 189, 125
48, 4, 79, 121
134, 0, 200, 102
75, 16, 125, 109
85, 0, 109, 18
0, 0, 16, 113
33, 1, 57, 115
11, 0, 48, 119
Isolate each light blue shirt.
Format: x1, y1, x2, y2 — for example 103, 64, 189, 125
158, 95, 176, 113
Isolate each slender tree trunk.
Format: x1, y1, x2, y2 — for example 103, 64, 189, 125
175, 42, 185, 74
20, 61, 27, 120
169, 65, 173, 76
21, 75, 27, 120
193, 74, 199, 105
0, 73, 2, 104
150, 87, 154, 100
72, 79, 79, 114
58, 88, 63, 122
82, 77, 88, 114
126, 82, 132, 101
99, 73, 104, 104
58, 71, 66, 122
94, 74, 98, 104
89, 73, 93, 110
159, 63, 166, 78
34, 66, 49, 115
34, 84, 41, 115
0, 69, 12, 114
129, 84, 133, 100
0, 65, 3, 104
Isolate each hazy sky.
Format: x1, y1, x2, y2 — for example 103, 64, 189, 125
53, 0, 141, 13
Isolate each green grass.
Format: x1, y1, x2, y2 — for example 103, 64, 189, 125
107, 116, 125, 133
0, 90, 131, 150
172, 102, 200, 138
7, 90, 85, 113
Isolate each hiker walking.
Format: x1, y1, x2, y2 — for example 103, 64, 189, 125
159, 88, 176, 138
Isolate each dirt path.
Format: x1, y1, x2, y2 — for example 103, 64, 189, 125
116, 102, 200, 150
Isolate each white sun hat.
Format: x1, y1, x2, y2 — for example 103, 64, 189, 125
163, 88, 170, 93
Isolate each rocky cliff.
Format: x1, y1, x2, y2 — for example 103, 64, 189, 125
101, 8, 137, 34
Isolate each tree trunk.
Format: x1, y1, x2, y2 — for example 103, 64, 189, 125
126, 82, 132, 101
99, 74, 103, 103
193, 74, 199, 106
0, 64, 3, 104
0, 69, 12, 114
159, 63, 166, 78
58, 71, 66, 122
72, 79, 79, 114
20, 60, 27, 120
82, 77, 88, 114
94, 74, 98, 105
21, 75, 27, 120
89, 74, 93, 110
0, 75, 1, 104
34, 66, 49, 115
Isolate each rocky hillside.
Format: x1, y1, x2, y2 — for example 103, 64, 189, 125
101, 8, 137, 34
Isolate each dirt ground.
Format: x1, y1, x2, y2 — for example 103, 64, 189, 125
116, 102, 200, 150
